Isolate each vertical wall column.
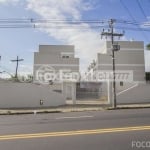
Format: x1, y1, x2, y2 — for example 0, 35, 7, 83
72, 82, 76, 104
62, 82, 76, 104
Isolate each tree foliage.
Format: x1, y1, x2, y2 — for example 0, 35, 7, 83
145, 72, 150, 83
146, 43, 150, 50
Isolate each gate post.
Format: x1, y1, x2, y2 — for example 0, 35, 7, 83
107, 79, 113, 105
72, 82, 76, 105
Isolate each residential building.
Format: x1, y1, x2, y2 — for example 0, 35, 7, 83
33, 45, 79, 100
85, 41, 146, 103
34, 45, 79, 81
96, 41, 145, 83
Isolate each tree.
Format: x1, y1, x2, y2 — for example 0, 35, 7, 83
146, 43, 150, 50
26, 74, 33, 82
145, 72, 150, 83
20, 74, 33, 83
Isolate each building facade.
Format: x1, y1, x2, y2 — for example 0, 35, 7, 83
96, 41, 145, 83
34, 45, 79, 82
85, 41, 145, 102
33, 45, 79, 101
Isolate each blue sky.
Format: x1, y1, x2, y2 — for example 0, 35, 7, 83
0, 0, 150, 77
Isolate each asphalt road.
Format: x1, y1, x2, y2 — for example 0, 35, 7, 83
0, 108, 150, 150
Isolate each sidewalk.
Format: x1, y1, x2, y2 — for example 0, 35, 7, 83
0, 105, 106, 115
116, 103, 150, 109
0, 104, 150, 115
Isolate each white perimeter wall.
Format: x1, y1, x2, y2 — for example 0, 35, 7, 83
0, 81, 65, 108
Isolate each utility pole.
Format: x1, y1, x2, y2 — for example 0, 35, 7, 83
11, 56, 24, 79
101, 19, 124, 109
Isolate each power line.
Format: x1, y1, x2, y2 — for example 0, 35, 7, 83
0, 18, 145, 26
0, 18, 142, 25
119, 0, 149, 41
116, 19, 142, 26
0, 18, 107, 24
0, 18, 150, 33
1, 25, 150, 33
0, 18, 143, 27
119, 0, 137, 22
137, 0, 147, 19
0, 25, 149, 31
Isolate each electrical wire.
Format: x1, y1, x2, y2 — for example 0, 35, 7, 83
137, 0, 147, 19
0, 18, 145, 25
0, 18, 149, 33
119, 0, 150, 41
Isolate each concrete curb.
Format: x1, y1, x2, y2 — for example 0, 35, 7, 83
0, 104, 150, 115
0, 107, 105, 115
108, 104, 150, 110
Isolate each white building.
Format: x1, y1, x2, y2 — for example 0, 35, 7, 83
85, 41, 148, 104
34, 45, 79, 101
87, 41, 145, 82
34, 45, 79, 81
97, 41, 145, 82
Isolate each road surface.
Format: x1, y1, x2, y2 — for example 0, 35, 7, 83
0, 108, 150, 150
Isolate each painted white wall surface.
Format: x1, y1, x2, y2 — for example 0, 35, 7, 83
96, 41, 145, 82
117, 83, 150, 104
0, 80, 65, 108
34, 45, 79, 83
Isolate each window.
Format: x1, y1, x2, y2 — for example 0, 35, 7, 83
120, 81, 123, 86
61, 52, 74, 58
62, 55, 69, 58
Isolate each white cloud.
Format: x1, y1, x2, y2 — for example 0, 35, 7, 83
27, 0, 82, 20
26, 0, 105, 71
1, 0, 104, 70
19, 64, 33, 74
0, 0, 19, 4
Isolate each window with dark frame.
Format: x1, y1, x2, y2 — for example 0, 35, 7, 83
62, 55, 69, 58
